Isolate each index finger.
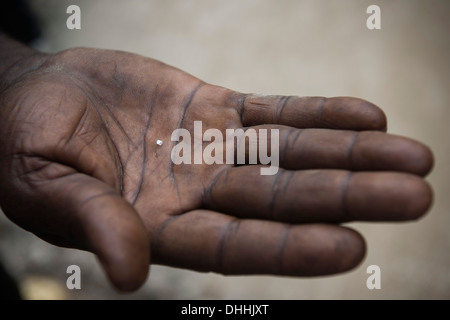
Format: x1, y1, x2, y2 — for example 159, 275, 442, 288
151, 210, 366, 276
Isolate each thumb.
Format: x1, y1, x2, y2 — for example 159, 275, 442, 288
2, 166, 150, 292
67, 175, 150, 292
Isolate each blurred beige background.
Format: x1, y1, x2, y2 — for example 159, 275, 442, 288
0, 0, 449, 299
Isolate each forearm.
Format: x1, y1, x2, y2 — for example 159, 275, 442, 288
0, 33, 48, 91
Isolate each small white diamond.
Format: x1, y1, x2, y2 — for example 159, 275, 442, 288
156, 139, 163, 146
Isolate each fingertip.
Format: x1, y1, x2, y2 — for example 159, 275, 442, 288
381, 135, 435, 177
358, 99, 387, 132
347, 172, 434, 222
410, 143, 434, 177
336, 227, 367, 273
101, 254, 150, 292
403, 178, 434, 221
352, 132, 434, 176
284, 225, 366, 276
324, 97, 387, 131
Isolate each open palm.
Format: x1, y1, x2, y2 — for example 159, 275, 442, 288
0, 47, 433, 291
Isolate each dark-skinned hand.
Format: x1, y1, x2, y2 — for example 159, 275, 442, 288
0, 37, 433, 291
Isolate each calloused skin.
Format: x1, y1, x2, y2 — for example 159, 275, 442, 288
0, 36, 433, 292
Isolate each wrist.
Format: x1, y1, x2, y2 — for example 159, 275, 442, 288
0, 34, 49, 92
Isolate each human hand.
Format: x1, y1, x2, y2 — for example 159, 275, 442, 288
0, 43, 433, 291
